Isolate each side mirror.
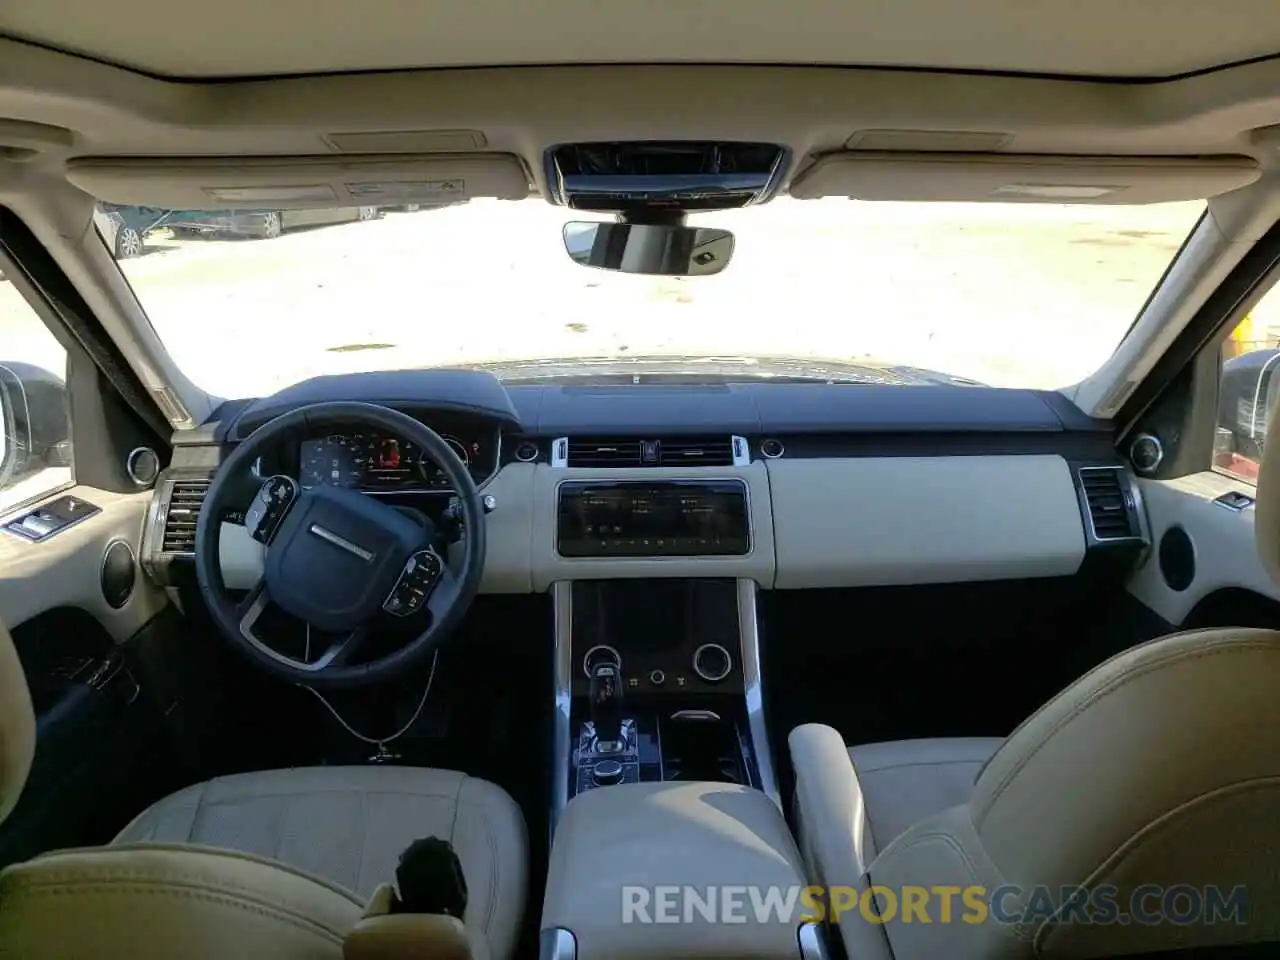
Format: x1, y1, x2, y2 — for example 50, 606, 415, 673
562, 222, 734, 276
0, 362, 71, 492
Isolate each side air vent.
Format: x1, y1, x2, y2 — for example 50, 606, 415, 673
161, 479, 210, 553
565, 436, 743, 468
1078, 467, 1142, 542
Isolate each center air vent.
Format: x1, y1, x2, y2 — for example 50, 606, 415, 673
1078, 467, 1141, 542
161, 479, 210, 553
564, 436, 746, 468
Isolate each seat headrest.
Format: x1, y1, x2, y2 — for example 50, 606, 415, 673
0, 618, 35, 825
1254, 392, 1280, 585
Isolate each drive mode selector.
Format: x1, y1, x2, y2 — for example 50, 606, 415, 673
592, 759, 624, 786
692, 643, 733, 683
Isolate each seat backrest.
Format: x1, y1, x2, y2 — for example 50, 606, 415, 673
868, 626, 1280, 959
0, 617, 35, 826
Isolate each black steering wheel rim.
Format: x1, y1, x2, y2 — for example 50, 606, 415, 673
195, 400, 487, 689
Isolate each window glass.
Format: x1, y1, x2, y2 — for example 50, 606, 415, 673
1216, 292, 1280, 484
0, 272, 72, 514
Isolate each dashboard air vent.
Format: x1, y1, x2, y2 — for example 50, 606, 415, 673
161, 479, 210, 553
1079, 467, 1140, 541
565, 436, 739, 468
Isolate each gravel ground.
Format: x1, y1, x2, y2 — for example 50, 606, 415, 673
2, 197, 1212, 398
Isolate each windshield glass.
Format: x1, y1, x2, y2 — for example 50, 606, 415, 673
97, 197, 1204, 396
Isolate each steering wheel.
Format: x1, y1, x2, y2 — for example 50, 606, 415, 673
195, 401, 487, 689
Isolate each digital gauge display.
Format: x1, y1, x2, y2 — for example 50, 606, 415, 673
299, 433, 475, 491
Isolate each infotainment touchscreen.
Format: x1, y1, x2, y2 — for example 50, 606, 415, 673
556, 479, 750, 557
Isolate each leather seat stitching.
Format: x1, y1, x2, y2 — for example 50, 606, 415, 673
478, 796, 500, 940
857, 759, 988, 773
12, 868, 347, 911
973, 642, 1278, 827
4, 882, 350, 941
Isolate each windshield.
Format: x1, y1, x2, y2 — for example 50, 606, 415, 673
98, 197, 1204, 396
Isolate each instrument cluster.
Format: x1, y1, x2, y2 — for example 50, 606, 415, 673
297, 429, 495, 492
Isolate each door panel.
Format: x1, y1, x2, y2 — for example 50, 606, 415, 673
0, 608, 178, 867
0, 486, 168, 641
0, 485, 175, 867
1127, 472, 1274, 625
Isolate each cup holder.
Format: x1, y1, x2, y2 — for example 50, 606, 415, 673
662, 715, 745, 785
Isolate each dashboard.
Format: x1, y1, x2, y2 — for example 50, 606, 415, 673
150, 367, 1149, 594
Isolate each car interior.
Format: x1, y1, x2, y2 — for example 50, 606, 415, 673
4, 2, 1280, 958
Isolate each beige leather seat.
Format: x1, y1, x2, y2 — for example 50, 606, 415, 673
791, 627, 1280, 959
0, 621, 529, 959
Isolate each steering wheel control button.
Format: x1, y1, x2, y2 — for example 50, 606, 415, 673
693, 643, 733, 683
244, 475, 298, 544
383, 549, 443, 616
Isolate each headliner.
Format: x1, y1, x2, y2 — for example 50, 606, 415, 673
2, 0, 1279, 81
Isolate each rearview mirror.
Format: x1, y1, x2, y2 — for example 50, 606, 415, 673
0, 362, 71, 492
562, 222, 734, 276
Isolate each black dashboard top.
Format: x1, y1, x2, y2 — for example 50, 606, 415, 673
227, 369, 522, 439
510, 382, 1098, 436
209, 368, 1109, 443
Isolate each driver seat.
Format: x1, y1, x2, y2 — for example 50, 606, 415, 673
0, 621, 529, 959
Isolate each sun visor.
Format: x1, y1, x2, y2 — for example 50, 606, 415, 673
787, 153, 1261, 203
64, 154, 532, 208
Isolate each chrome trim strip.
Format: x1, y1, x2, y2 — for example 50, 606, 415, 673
552, 580, 574, 835
1077, 465, 1146, 544
1128, 433, 1164, 475
798, 922, 830, 960
551, 437, 569, 468
691, 641, 733, 682
581, 643, 621, 679
125, 446, 159, 487
670, 709, 721, 721
539, 927, 576, 960
737, 577, 780, 807
308, 523, 376, 562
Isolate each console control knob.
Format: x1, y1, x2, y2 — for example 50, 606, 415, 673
650, 669, 665, 686
592, 760, 624, 785
693, 643, 733, 683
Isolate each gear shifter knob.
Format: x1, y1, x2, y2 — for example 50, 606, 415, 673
589, 662, 624, 750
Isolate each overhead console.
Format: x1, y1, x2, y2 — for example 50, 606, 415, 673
544, 140, 789, 213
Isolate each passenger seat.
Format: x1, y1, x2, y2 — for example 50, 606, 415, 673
788, 627, 1280, 960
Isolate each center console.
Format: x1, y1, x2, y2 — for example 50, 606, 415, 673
542, 471, 818, 960
552, 577, 778, 822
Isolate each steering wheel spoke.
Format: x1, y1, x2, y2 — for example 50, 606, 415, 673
236, 578, 270, 633
310, 625, 371, 670
237, 576, 371, 672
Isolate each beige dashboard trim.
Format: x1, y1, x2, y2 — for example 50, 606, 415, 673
768, 454, 1087, 589
219, 455, 1093, 594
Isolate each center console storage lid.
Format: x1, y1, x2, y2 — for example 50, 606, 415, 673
544, 782, 806, 960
